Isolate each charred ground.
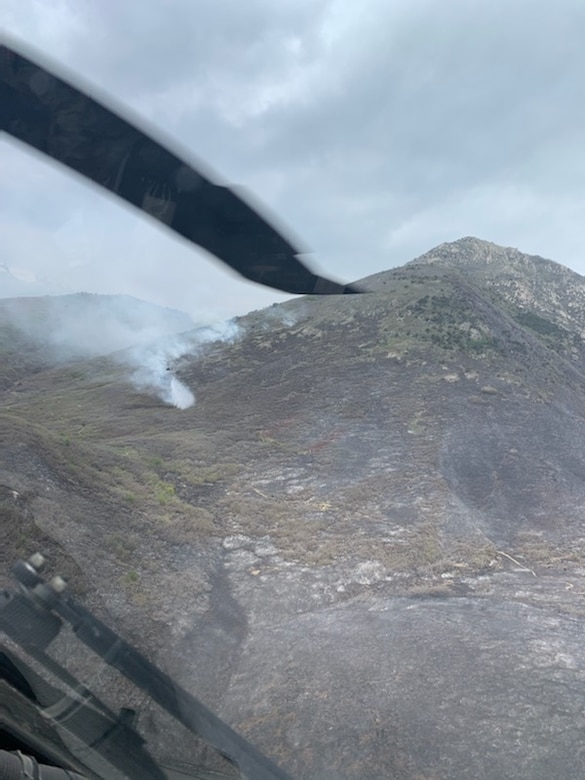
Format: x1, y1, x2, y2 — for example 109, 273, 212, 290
3, 238, 585, 779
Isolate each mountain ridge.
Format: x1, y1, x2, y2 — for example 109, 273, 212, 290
3, 237, 585, 779
412, 236, 585, 336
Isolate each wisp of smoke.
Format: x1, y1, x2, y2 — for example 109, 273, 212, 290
0, 293, 311, 411
126, 320, 240, 410
0, 293, 195, 361
254, 300, 308, 331
169, 376, 195, 409
0, 292, 241, 411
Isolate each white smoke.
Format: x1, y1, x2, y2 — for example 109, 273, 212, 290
279, 311, 299, 327
251, 300, 308, 331
0, 292, 241, 411
168, 376, 195, 409
0, 293, 195, 361
125, 320, 240, 410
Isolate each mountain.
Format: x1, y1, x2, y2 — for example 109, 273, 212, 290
3, 238, 585, 779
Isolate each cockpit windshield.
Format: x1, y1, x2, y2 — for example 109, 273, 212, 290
3, 4, 585, 779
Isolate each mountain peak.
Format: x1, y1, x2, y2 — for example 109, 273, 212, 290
351, 237, 585, 352
410, 236, 547, 269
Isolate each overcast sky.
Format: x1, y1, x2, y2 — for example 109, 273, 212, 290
2, 0, 585, 321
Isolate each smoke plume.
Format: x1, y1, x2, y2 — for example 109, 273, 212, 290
125, 320, 240, 409
0, 293, 241, 409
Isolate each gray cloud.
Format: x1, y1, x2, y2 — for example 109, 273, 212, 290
3, 0, 585, 318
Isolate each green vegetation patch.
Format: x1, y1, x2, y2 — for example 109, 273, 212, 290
514, 310, 567, 338
371, 276, 500, 357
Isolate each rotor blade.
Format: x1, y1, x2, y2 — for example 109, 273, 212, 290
0, 41, 361, 296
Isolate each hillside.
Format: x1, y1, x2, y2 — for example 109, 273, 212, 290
3, 238, 585, 779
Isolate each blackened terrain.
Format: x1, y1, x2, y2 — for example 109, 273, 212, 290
3, 238, 585, 779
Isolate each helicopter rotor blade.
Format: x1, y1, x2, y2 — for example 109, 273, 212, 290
0, 40, 361, 297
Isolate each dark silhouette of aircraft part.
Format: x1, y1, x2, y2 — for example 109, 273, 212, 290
0, 40, 361, 297
1, 555, 294, 780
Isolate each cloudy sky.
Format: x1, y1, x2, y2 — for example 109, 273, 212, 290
2, 0, 585, 321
